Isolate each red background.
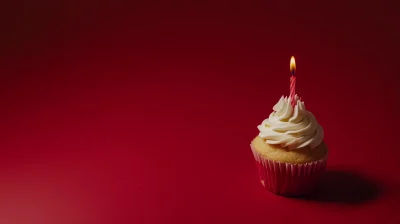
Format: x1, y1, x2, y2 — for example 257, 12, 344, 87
0, 0, 399, 223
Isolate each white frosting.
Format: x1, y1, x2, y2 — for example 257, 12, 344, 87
257, 95, 324, 150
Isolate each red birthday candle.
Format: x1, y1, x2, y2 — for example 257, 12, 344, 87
289, 56, 296, 107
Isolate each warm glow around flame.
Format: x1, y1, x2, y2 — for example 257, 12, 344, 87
290, 56, 296, 75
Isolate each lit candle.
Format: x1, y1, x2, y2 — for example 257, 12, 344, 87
289, 56, 296, 107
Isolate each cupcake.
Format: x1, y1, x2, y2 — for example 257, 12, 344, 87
251, 95, 328, 196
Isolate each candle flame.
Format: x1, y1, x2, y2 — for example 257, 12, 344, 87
290, 56, 296, 75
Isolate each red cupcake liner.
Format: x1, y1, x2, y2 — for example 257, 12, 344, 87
250, 144, 328, 196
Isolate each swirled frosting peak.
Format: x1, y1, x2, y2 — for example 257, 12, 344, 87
257, 95, 324, 150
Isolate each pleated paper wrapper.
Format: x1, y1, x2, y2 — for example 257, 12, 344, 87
250, 144, 328, 196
